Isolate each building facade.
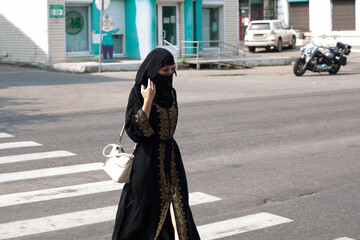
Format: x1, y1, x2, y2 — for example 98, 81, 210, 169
238, 0, 360, 46
278, 0, 360, 46
0, 0, 239, 64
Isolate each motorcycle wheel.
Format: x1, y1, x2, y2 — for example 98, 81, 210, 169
293, 59, 306, 76
328, 64, 341, 74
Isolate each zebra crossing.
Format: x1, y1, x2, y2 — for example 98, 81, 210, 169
0, 132, 355, 240
0, 133, 14, 139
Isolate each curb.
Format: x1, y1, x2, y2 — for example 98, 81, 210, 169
179, 56, 293, 69
243, 57, 293, 67
51, 62, 142, 73
0, 61, 142, 73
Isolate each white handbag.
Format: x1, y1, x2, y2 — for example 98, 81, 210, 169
102, 123, 137, 183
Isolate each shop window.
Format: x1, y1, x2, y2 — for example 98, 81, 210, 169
66, 7, 89, 53
202, 7, 221, 47
263, 0, 274, 19
251, 0, 262, 20
104, 0, 125, 54
239, 0, 275, 41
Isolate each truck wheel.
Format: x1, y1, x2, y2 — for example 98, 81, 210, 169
293, 58, 306, 76
248, 47, 256, 53
290, 36, 296, 49
276, 38, 283, 52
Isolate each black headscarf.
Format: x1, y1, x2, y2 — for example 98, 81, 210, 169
135, 48, 176, 108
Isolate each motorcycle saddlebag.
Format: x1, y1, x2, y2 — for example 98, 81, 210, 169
344, 45, 352, 55
340, 56, 347, 66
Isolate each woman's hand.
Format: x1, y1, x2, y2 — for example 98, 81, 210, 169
141, 79, 156, 103
141, 79, 156, 118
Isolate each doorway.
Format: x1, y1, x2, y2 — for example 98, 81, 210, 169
157, 5, 178, 47
202, 7, 221, 48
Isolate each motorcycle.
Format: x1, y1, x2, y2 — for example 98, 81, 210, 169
293, 39, 351, 76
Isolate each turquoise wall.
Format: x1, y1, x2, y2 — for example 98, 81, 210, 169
184, 0, 194, 42
184, 0, 202, 53
126, 0, 157, 59
124, 0, 140, 59
184, 0, 194, 54
90, 3, 100, 55
195, 0, 202, 42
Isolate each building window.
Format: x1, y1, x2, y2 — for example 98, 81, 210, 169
239, 0, 275, 41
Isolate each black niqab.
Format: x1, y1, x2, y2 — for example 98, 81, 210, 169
135, 48, 176, 108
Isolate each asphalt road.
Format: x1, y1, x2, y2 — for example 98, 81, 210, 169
0, 53, 360, 240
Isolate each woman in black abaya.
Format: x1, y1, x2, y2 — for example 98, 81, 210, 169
112, 48, 200, 240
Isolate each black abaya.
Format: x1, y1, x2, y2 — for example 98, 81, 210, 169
112, 48, 200, 240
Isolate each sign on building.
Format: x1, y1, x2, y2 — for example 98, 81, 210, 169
50, 5, 64, 18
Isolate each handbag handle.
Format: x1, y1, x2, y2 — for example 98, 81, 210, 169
103, 144, 118, 158
118, 123, 137, 153
118, 123, 126, 144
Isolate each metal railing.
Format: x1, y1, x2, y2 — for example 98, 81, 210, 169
181, 40, 247, 69
163, 40, 179, 69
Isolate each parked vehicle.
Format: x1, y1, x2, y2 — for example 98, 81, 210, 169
244, 20, 297, 52
293, 39, 351, 76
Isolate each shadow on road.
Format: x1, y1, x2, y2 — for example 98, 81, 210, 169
296, 72, 360, 78
0, 64, 133, 89
0, 96, 61, 132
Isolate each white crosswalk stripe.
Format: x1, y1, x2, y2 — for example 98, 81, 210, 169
0, 181, 124, 208
0, 141, 42, 150
198, 212, 293, 240
0, 150, 76, 164
0, 192, 221, 239
0, 162, 103, 183
0, 206, 117, 240
0, 133, 14, 138
188, 192, 221, 205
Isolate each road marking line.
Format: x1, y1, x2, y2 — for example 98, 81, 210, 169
0, 151, 76, 164
0, 206, 117, 240
189, 192, 221, 206
0, 133, 14, 139
0, 163, 103, 183
0, 181, 124, 208
198, 212, 293, 240
0, 192, 220, 239
334, 238, 356, 240
0, 141, 42, 150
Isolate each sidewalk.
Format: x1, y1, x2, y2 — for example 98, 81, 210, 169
2, 46, 359, 74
